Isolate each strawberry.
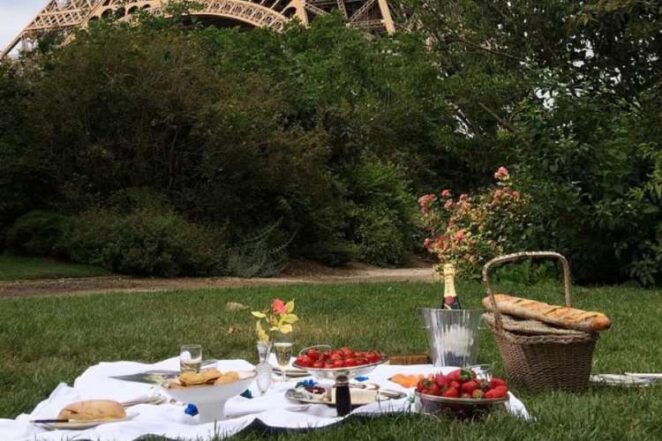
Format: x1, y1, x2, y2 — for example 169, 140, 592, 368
450, 381, 461, 390
484, 389, 496, 399
489, 378, 507, 388
461, 393, 471, 398
491, 386, 508, 398
471, 389, 484, 399
307, 349, 320, 361
344, 358, 358, 367
441, 387, 459, 398
447, 369, 461, 381
304, 355, 315, 365
461, 380, 479, 394
434, 374, 449, 388
429, 383, 441, 396
366, 352, 381, 363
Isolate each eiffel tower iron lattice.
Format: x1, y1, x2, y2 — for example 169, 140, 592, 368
1, 0, 396, 58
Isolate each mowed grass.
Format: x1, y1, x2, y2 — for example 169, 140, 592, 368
1, 281, 661, 441
0, 255, 110, 280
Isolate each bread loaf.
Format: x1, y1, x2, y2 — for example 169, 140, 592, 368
482, 294, 611, 332
57, 400, 126, 421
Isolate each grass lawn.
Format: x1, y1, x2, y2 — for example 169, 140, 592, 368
0, 281, 661, 440
0, 255, 110, 281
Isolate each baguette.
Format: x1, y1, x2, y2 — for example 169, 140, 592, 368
482, 294, 611, 332
57, 400, 126, 421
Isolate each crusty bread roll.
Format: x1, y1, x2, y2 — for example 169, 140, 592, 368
482, 294, 611, 333
57, 400, 126, 421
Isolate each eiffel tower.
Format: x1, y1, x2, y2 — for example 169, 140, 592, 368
1, 0, 396, 58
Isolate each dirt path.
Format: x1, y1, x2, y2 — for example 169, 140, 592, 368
0, 262, 435, 298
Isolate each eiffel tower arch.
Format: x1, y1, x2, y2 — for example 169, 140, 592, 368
1, 0, 396, 59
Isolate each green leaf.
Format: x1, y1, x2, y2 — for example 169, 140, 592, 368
285, 300, 295, 313
251, 311, 266, 319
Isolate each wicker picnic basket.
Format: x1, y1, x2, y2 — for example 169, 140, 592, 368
482, 251, 598, 392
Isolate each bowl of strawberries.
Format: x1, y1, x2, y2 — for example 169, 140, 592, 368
293, 345, 387, 380
415, 368, 509, 420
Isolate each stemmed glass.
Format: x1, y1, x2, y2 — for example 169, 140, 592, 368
272, 331, 293, 383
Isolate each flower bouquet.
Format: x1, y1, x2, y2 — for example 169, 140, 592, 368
419, 167, 530, 278
251, 298, 298, 343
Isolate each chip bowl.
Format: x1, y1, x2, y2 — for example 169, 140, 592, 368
415, 390, 509, 420
292, 345, 388, 381
162, 370, 256, 423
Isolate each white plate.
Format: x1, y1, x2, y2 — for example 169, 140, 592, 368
589, 374, 656, 387
286, 384, 404, 406
36, 412, 138, 430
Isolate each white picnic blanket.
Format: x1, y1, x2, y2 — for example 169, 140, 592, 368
0, 358, 530, 441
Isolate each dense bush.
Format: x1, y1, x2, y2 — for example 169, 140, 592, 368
345, 156, 416, 266
62, 205, 224, 277
5, 211, 71, 257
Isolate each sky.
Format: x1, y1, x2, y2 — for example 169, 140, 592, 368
0, 0, 47, 52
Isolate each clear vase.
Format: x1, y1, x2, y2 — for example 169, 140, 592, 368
255, 340, 273, 395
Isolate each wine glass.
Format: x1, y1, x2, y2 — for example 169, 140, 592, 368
272, 331, 293, 383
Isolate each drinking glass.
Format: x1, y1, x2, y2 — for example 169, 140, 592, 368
180, 344, 202, 373
272, 332, 293, 383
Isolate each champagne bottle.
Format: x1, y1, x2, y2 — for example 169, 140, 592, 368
442, 263, 462, 310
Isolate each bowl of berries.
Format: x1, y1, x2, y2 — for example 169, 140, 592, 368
293, 345, 387, 381
415, 368, 509, 420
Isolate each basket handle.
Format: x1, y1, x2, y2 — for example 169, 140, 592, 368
481, 251, 572, 333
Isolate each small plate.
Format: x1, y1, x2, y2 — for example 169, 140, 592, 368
286, 384, 405, 406
590, 374, 656, 387
34, 412, 138, 430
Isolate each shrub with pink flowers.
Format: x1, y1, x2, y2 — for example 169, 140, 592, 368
419, 167, 530, 277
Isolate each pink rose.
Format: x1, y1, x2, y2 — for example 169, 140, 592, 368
494, 166, 510, 181
459, 193, 469, 202
272, 298, 287, 315
455, 230, 465, 241
418, 194, 436, 213
440, 189, 452, 198
444, 200, 454, 210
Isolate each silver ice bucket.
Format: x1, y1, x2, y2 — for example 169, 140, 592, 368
419, 308, 482, 367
